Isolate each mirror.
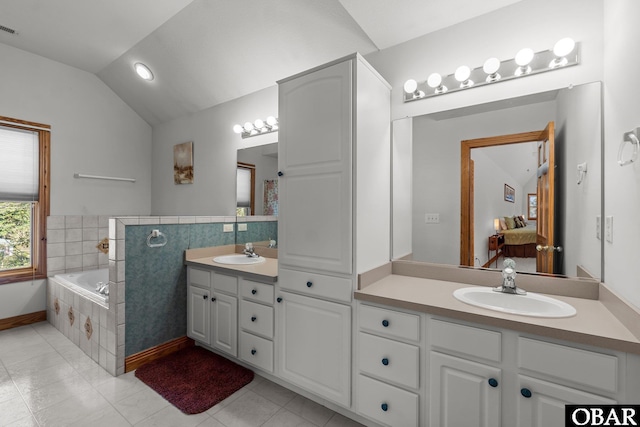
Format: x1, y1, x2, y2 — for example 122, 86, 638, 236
235, 142, 279, 248
393, 81, 602, 280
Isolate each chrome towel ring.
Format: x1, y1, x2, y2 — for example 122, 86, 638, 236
147, 229, 167, 248
618, 128, 639, 166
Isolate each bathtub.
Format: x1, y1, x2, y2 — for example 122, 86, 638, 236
53, 268, 109, 306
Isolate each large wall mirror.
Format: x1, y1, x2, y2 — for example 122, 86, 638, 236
392, 81, 603, 280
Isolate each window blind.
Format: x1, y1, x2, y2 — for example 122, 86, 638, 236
237, 167, 251, 208
0, 125, 39, 201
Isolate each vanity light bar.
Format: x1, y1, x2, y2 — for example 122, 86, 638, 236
403, 39, 579, 102
233, 116, 279, 139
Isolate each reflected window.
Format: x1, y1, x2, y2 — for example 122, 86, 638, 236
237, 162, 255, 216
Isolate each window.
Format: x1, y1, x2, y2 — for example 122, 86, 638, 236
236, 162, 255, 216
0, 116, 50, 284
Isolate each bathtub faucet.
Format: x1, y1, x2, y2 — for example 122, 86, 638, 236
96, 282, 109, 296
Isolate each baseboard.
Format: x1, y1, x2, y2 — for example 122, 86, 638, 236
0, 310, 47, 331
125, 336, 194, 372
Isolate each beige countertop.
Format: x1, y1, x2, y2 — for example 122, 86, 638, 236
185, 245, 278, 283
355, 272, 640, 355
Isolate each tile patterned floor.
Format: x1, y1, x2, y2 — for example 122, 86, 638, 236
0, 322, 364, 427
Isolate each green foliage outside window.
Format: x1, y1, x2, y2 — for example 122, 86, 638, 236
0, 202, 32, 270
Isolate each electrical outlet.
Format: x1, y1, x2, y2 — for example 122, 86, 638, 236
238, 223, 247, 232
223, 223, 234, 233
425, 213, 440, 224
596, 216, 601, 240
605, 216, 613, 243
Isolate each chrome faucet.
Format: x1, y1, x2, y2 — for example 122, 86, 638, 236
243, 242, 259, 258
493, 258, 526, 295
95, 282, 109, 296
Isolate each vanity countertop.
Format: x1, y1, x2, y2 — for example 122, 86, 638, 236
185, 245, 278, 283
355, 272, 640, 355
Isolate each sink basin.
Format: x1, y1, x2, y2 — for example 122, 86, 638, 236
453, 287, 576, 318
213, 254, 266, 265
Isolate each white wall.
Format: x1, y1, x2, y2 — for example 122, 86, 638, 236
366, 0, 604, 120
603, 0, 640, 309
151, 86, 277, 215
0, 43, 152, 319
0, 44, 152, 216
392, 118, 413, 259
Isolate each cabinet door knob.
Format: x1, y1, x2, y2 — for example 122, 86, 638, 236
203, 295, 208, 300
306, 281, 313, 288
278, 171, 284, 177
211, 297, 216, 302
382, 319, 390, 327
381, 358, 389, 366
381, 403, 388, 412
251, 316, 257, 322
488, 378, 498, 388
277, 297, 283, 303
251, 289, 257, 295
251, 349, 257, 355
520, 388, 532, 398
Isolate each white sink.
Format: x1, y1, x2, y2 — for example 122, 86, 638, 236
453, 287, 576, 318
213, 254, 266, 265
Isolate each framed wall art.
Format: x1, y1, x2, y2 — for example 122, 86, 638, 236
174, 141, 193, 184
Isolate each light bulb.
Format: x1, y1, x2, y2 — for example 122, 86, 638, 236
134, 63, 154, 81
254, 119, 264, 130
403, 79, 418, 94
266, 116, 278, 126
427, 73, 442, 88
455, 66, 471, 82
243, 122, 254, 132
233, 124, 244, 134
515, 48, 534, 66
483, 57, 501, 83
553, 38, 575, 57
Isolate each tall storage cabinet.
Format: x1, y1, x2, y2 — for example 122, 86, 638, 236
276, 54, 391, 408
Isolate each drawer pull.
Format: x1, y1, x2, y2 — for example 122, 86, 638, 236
251, 349, 257, 355
306, 281, 313, 288
488, 378, 498, 388
278, 171, 284, 177
382, 319, 390, 327
203, 294, 208, 300
381, 403, 388, 412
251, 289, 257, 295
277, 297, 283, 303
520, 388, 532, 398
251, 316, 257, 322
211, 297, 216, 302
381, 358, 389, 366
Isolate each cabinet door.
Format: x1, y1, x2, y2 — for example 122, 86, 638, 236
516, 375, 616, 427
211, 292, 237, 357
278, 59, 353, 274
277, 291, 351, 407
430, 352, 501, 427
187, 285, 210, 345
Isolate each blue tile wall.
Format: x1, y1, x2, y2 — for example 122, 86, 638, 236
125, 222, 235, 356
235, 221, 278, 246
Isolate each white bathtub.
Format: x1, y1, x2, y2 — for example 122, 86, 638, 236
53, 268, 109, 306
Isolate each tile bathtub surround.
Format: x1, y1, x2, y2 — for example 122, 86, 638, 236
47, 215, 111, 276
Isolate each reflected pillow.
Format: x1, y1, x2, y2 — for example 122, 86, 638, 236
518, 215, 528, 226
504, 216, 516, 229
499, 219, 507, 230
514, 216, 524, 228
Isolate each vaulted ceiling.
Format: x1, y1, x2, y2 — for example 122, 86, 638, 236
0, 0, 523, 125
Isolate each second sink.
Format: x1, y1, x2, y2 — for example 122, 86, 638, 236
453, 286, 576, 318
213, 254, 266, 265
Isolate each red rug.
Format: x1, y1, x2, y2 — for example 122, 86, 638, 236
135, 346, 254, 414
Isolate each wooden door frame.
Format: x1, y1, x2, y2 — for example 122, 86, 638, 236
460, 130, 546, 266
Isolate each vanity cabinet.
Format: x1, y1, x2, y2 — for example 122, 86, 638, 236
186, 267, 238, 357
277, 53, 391, 409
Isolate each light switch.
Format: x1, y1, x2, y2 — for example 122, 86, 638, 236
596, 216, 601, 240
238, 223, 247, 232
605, 216, 613, 243
425, 213, 440, 224
223, 223, 234, 233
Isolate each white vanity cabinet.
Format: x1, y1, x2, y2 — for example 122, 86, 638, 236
186, 267, 238, 357
277, 53, 391, 410
238, 278, 275, 373
355, 304, 421, 427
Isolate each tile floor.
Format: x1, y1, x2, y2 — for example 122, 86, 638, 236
0, 322, 364, 427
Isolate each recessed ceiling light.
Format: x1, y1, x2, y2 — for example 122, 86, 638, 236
134, 62, 154, 81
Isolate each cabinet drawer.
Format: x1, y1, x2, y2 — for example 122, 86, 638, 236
188, 268, 210, 290
279, 268, 352, 303
359, 304, 420, 342
358, 332, 419, 389
518, 337, 619, 393
430, 318, 501, 363
240, 300, 274, 339
356, 374, 419, 427
240, 279, 274, 305
239, 331, 273, 373
212, 272, 237, 295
